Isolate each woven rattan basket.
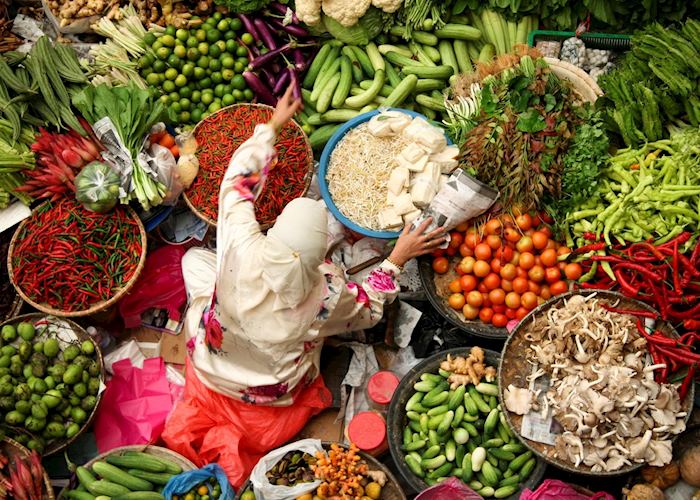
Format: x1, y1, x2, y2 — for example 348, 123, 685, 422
7, 203, 147, 318
2, 437, 55, 499
183, 103, 314, 231
545, 57, 603, 103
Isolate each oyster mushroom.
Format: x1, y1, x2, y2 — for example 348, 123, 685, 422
504, 385, 531, 415
646, 440, 673, 467
629, 430, 653, 460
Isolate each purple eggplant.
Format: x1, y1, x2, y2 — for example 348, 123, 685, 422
268, 18, 309, 38
292, 48, 308, 72
253, 18, 278, 50
238, 14, 260, 44
272, 69, 291, 95
243, 71, 276, 105
248, 42, 294, 70
290, 69, 301, 100
269, 2, 299, 23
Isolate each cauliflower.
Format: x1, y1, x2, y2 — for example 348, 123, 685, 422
322, 0, 372, 27
295, 0, 323, 25
371, 0, 402, 13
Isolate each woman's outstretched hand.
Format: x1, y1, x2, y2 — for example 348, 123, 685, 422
389, 217, 447, 268
270, 85, 302, 131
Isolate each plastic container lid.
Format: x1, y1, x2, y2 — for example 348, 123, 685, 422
347, 412, 387, 451
367, 371, 400, 405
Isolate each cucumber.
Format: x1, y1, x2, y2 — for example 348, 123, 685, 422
415, 79, 446, 93
332, 56, 353, 108
405, 454, 424, 478
438, 41, 460, 78
484, 408, 500, 435
452, 405, 465, 428
422, 444, 441, 459
422, 45, 442, 63
434, 24, 482, 40
384, 51, 420, 67
448, 385, 466, 410
91, 462, 154, 491
405, 392, 425, 411
122, 453, 182, 475
351, 46, 375, 78
445, 440, 457, 462
385, 62, 402, 88
476, 383, 499, 397
320, 109, 362, 122
378, 44, 412, 58
86, 481, 130, 497
437, 410, 455, 434
113, 493, 165, 500
495, 485, 519, 499
65, 492, 96, 500
316, 72, 341, 113
427, 462, 452, 480
421, 455, 447, 470
413, 380, 436, 393
365, 42, 385, 71
76, 466, 98, 488
412, 32, 439, 46
479, 44, 496, 63
127, 470, 176, 486
427, 404, 449, 416
302, 44, 332, 88
409, 42, 436, 67
310, 58, 341, 102
341, 46, 364, 83
306, 113, 325, 126
416, 94, 445, 112
519, 457, 537, 479
345, 70, 385, 109
453, 41, 473, 74
401, 65, 454, 79
309, 124, 340, 149
509, 451, 534, 471
403, 439, 427, 452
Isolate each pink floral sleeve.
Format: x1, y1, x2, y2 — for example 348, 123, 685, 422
315, 260, 400, 337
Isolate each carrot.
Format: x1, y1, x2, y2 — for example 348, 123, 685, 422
150, 131, 165, 143
170, 144, 180, 158
158, 134, 176, 149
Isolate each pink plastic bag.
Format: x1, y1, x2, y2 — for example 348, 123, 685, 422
94, 358, 176, 452
521, 479, 616, 500
415, 477, 481, 500
119, 245, 187, 329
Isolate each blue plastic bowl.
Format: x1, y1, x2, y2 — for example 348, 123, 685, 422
319, 108, 450, 239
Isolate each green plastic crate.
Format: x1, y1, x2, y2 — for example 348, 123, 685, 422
528, 30, 631, 51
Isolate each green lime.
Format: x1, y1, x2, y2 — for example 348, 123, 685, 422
213, 83, 225, 97
215, 40, 226, 52
193, 66, 206, 80
225, 40, 238, 53
195, 29, 207, 42
224, 30, 236, 41
206, 29, 221, 43
161, 34, 176, 47
179, 111, 192, 123
164, 67, 178, 80
243, 88, 254, 100
201, 92, 214, 105
191, 90, 202, 103
179, 98, 191, 111
152, 40, 163, 52
230, 18, 243, 31
146, 72, 162, 86
202, 111, 211, 120
186, 47, 200, 61
209, 44, 221, 59
141, 68, 153, 77
238, 45, 251, 57
191, 108, 203, 123
197, 42, 209, 55
213, 11, 222, 21
199, 77, 212, 89
167, 54, 182, 68
241, 33, 254, 45
232, 89, 244, 100
176, 28, 189, 41
169, 91, 180, 102
260, 47, 269, 56
204, 16, 216, 26
165, 25, 177, 36
232, 74, 246, 90
222, 93, 235, 106
236, 56, 249, 65
196, 55, 210, 68
173, 45, 187, 59
181, 62, 195, 77
162, 80, 176, 93
156, 47, 170, 60
153, 59, 167, 72
138, 53, 154, 69
233, 62, 245, 73
209, 59, 221, 71
220, 55, 235, 69
144, 32, 157, 46
179, 86, 192, 98
220, 69, 233, 81
211, 72, 223, 84
208, 102, 221, 113
175, 74, 188, 87
159, 94, 171, 105
170, 101, 182, 114
186, 36, 198, 48
216, 19, 229, 32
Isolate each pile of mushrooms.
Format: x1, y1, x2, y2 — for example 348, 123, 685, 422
504, 294, 687, 472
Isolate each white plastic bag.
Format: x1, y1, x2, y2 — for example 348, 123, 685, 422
249, 439, 324, 500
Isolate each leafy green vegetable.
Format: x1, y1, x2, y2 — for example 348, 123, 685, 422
212, 0, 270, 15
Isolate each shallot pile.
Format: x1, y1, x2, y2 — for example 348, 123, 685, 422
504, 294, 687, 472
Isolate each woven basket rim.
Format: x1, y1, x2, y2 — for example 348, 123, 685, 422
544, 56, 604, 103
184, 103, 314, 230
2, 436, 55, 499
7, 202, 148, 318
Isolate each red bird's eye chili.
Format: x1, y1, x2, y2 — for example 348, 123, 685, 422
10, 198, 142, 313
186, 105, 312, 228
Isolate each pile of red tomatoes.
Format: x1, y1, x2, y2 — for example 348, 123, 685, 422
432, 213, 584, 328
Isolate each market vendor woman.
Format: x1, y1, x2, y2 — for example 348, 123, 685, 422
163, 85, 446, 487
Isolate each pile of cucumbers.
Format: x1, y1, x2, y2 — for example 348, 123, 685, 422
299, 22, 484, 150
63, 450, 184, 500
400, 361, 537, 498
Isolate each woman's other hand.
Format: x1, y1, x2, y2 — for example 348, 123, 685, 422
270, 85, 302, 131
389, 217, 446, 268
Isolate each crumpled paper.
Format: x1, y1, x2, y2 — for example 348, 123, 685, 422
339, 343, 378, 430
94, 357, 182, 452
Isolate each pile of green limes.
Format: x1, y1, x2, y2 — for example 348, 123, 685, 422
138, 12, 255, 125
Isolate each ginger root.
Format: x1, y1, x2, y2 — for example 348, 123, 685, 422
440, 347, 495, 388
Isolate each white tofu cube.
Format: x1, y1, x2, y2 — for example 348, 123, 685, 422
367, 115, 396, 137
387, 166, 410, 196
392, 192, 416, 215
378, 206, 403, 229
410, 178, 437, 208
431, 145, 460, 173
401, 143, 429, 164
403, 209, 422, 224
400, 154, 428, 173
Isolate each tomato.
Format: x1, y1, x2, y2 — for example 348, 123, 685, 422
449, 232, 464, 249
446, 247, 457, 256
486, 235, 502, 250
456, 222, 470, 233
550, 280, 569, 295
515, 213, 532, 231
473, 260, 491, 278
521, 291, 538, 310
501, 279, 513, 292
455, 267, 465, 276
432, 257, 449, 274
466, 290, 483, 307
474, 243, 492, 261
540, 285, 552, 300
478, 282, 489, 293
459, 243, 473, 257
488, 288, 505, 305
540, 225, 553, 238
500, 263, 517, 281
490, 258, 502, 274
518, 252, 536, 270
530, 212, 542, 228
479, 307, 494, 324
545, 239, 557, 250
483, 273, 501, 290
501, 214, 514, 225
516, 267, 528, 279
481, 293, 491, 307
432, 249, 446, 258
448, 279, 462, 293
492, 313, 508, 328
557, 246, 572, 257
559, 261, 567, 271
564, 263, 583, 280
504, 227, 520, 243
500, 246, 514, 263
505, 291, 521, 309
540, 248, 558, 267
484, 218, 502, 235
527, 265, 545, 283
515, 236, 534, 253
531, 231, 548, 250
460, 275, 477, 292
462, 303, 479, 320
545, 267, 562, 284
492, 306, 506, 316
540, 211, 554, 224
458, 256, 476, 274
448, 293, 466, 310
505, 308, 517, 320
465, 232, 481, 249
510, 251, 521, 267
514, 307, 528, 320
528, 281, 542, 295
512, 277, 529, 294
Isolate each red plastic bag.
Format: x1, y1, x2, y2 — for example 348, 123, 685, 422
415, 477, 482, 500
119, 245, 187, 328
521, 479, 616, 500
161, 359, 332, 489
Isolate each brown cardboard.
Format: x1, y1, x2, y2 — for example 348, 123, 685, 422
296, 409, 344, 442
160, 331, 187, 365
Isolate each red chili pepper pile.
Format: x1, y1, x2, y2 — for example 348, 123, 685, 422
186, 105, 311, 228
0, 450, 45, 500
578, 232, 700, 324
11, 198, 142, 312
